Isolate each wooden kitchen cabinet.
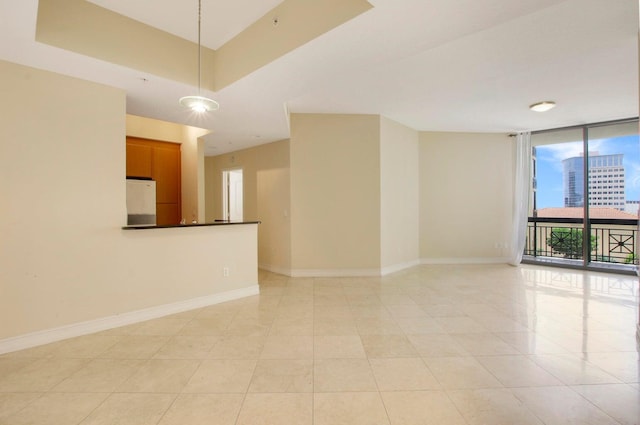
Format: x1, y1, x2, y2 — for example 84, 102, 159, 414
126, 143, 152, 178
126, 137, 181, 225
156, 203, 181, 226
153, 146, 181, 204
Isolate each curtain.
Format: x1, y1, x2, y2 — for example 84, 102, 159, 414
509, 131, 532, 266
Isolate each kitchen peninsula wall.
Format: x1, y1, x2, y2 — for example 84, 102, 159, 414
0, 60, 258, 351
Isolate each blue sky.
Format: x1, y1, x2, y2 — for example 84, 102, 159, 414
535, 134, 640, 209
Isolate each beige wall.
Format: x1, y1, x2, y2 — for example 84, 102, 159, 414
205, 149, 256, 222
36, 0, 211, 89
0, 61, 257, 344
213, 0, 373, 89
37, 0, 370, 92
202, 118, 514, 275
380, 117, 420, 271
289, 114, 381, 274
126, 115, 209, 223
205, 140, 291, 273
419, 132, 514, 261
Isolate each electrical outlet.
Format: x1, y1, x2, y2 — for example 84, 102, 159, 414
223, 267, 229, 277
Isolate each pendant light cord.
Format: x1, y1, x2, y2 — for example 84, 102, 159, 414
197, 0, 202, 95
178, 0, 219, 112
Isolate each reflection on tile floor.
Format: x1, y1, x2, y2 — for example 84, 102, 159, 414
0, 264, 639, 424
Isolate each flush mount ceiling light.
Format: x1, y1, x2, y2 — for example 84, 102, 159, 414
179, 0, 219, 113
529, 101, 556, 112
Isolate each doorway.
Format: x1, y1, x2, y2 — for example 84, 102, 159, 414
222, 169, 243, 221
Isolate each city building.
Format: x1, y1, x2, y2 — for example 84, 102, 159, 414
563, 153, 626, 210
625, 200, 640, 215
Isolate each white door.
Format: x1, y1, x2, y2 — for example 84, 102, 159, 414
222, 169, 243, 221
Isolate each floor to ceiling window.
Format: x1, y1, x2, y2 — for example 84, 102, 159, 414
524, 118, 639, 274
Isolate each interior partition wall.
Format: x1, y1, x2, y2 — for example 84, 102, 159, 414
524, 118, 639, 275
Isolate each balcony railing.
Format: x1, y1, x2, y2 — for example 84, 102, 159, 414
525, 217, 638, 267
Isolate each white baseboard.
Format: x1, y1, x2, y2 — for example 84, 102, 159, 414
289, 268, 381, 277
420, 257, 510, 265
264, 259, 421, 278
259, 263, 292, 277
262, 258, 511, 277
381, 259, 421, 276
0, 285, 259, 355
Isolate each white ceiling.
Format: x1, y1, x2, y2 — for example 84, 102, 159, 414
0, 0, 637, 156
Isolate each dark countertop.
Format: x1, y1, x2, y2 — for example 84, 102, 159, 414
122, 220, 260, 230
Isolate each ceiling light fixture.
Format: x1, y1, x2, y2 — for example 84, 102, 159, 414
529, 101, 556, 112
179, 0, 219, 113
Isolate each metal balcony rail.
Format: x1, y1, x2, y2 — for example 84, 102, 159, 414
525, 217, 638, 265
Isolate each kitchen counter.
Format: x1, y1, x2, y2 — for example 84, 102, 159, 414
122, 220, 260, 230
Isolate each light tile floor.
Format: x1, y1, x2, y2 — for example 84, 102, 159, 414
0, 264, 639, 424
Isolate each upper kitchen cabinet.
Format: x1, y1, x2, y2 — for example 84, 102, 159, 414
126, 137, 181, 225
126, 143, 152, 178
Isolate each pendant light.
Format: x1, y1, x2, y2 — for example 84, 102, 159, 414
180, 0, 219, 113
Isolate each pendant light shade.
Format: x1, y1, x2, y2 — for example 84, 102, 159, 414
180, 95, 219, 112
180, 0, 218, 113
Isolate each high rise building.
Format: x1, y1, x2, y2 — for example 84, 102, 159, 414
562, 153, 625, 210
